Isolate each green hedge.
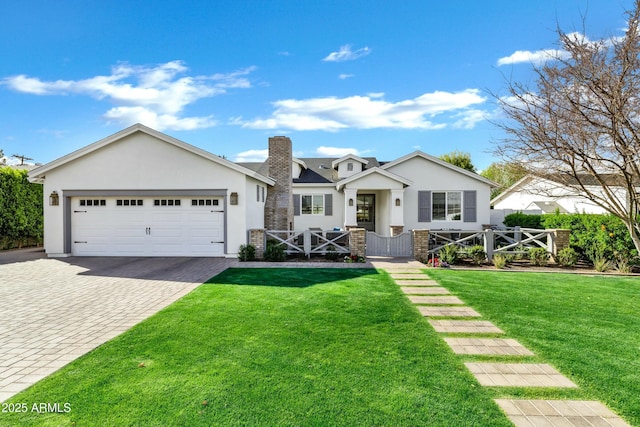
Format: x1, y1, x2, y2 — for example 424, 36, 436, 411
0, 167, 43, 250
541, 213, 636, 263
503, 212, 637, 263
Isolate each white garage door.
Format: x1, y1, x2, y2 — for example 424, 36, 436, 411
71, 197, 225, 256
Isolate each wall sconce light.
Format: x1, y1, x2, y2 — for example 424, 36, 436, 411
49, 191, 59, 206
230, 192, 239, 205
395, 198, 401, 207
349, 198, 354, 207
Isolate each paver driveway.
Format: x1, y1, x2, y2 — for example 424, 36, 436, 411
0, 249, 236, 402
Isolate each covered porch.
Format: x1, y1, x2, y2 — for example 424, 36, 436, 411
338, 168, 412, 237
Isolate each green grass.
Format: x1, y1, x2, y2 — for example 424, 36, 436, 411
1, 268, 511, 427
427, 269, 640, 426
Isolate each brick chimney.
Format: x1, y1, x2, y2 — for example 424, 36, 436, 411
265, 136, 293, 230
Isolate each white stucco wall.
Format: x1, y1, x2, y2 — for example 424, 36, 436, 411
292, 185, 344, 230
386, 157, 493, 231
38, 131, 261, 256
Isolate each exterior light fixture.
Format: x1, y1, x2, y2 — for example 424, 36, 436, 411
49, 191, 59, 206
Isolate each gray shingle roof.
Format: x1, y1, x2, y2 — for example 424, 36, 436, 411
238, 157, 383, 184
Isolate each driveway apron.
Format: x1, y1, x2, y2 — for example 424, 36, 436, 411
0, 250, 235, 402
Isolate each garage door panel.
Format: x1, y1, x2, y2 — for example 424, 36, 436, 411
72, 197, 225, 256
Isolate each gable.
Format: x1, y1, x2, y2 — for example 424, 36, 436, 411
30, 124, 274, 187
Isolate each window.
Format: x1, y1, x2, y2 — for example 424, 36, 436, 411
347, 162, 354, 171
79, 199, 106, 206
432, 191, 461, 221
191, 199, 219, 206
116, 199, 143, 206
301, 195, 324, 215
154, 199, 181, 206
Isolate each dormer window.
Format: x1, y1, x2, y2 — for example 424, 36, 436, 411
347, 162, 354, 171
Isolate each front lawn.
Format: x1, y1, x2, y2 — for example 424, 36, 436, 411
427, 269, 640, 426
1, 268, 511, 426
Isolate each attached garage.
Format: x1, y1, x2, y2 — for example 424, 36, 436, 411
70, 195, 225, 256
29, 124, 274, 258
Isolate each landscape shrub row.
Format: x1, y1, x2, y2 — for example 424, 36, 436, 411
505, 212, 637, 265
0, 167, 43, 250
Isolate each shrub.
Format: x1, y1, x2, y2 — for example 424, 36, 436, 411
556, 247, 578, 267
438, 244, 459, 265
325, 245, 341, 261
528, 247, 549, 266
503, 212, 543, 229
237, 244, 256, 262
466, 245, 486, 265
264, 239, 286, 262
492, 254, 507, 269
542, 213, 636, 264
594, 257, 611, 272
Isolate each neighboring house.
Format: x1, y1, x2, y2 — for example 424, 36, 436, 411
29, 123, 497, 257
490, 174, 614, 225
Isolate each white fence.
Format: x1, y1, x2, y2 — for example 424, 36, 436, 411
265, 229, 350, 257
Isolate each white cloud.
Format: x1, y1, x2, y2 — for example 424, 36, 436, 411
497, 49, 570, 66
316, 146, 362, 157
338, 73, 354, 80
237, 89, 487, 131
234, 149, 268, 162
2, 61, 256, 131
323, 45, 371, 62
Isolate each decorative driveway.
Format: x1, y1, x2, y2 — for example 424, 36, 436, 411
0, 249, 236, 402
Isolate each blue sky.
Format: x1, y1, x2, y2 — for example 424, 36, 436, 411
0, 0, 634, 170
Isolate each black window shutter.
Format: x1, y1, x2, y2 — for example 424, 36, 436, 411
293, 194, 300, 216
463, 190, 477, 223
324, 194, 333, 216
418, 191, 431, 222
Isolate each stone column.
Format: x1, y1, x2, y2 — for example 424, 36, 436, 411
548, 229, 571, 260
348, 227, 366, 257
390, 226, 404, 236
412, 229, 430, 261
249, 229, 265, 259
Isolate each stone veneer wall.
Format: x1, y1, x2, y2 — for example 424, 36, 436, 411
412, 229, 430, 261
390, 226, 404, 237
348, 228, 366, 257
264, 136, 293, 231
549, 229, 571, 259
249, 229, 265, 259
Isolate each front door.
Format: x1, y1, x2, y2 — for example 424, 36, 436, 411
357, 194, 375, 231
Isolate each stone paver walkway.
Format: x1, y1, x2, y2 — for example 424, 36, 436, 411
370, 258, 631, 427
417, 306, 482, 317
408, 295, 464, 305
445, 338, 534, 356
428, 320, 504, 334
401, 287, 450, 295
465, 363, 578, 388
395, 279, 440, 286
495, 399, 632, 427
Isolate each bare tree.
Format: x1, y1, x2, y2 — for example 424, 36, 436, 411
494, 1, 640, 253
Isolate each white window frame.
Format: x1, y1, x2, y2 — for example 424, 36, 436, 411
432, 191, 462, 221
301, 194, 324, 215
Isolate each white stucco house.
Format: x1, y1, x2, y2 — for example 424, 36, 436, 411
29, 123, 497, 257
491, 175, 612, 222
